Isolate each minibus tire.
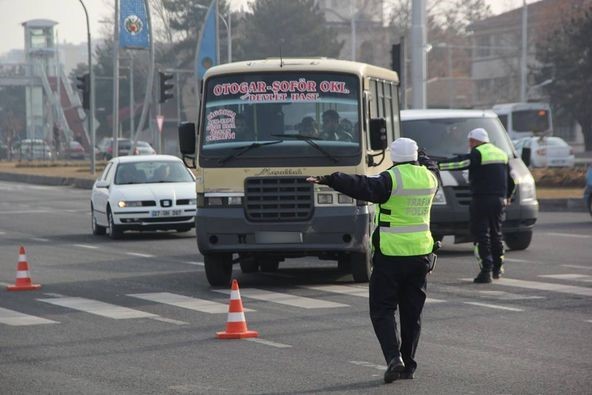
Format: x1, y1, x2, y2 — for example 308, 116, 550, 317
204, 253, 233, 286
504, 230, 532, 251
351, 250, 372, 282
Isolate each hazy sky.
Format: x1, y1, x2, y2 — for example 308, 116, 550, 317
0, 0, 528, 57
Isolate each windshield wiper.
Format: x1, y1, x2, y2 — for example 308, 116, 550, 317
271, 134, 338, 163
218, 140, 283, 164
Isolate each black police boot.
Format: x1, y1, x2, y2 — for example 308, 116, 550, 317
474, 270, 492, 283
399, 370, 415, 380
384, 356, 406, 384
492, 259, 505, 279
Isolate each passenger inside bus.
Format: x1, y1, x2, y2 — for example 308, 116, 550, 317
298, 116, 320, 138
321, 109, 354, 141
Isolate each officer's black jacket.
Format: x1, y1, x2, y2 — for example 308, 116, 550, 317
438, 145, 515, 199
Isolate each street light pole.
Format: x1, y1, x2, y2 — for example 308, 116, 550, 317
78, 0, 95, 175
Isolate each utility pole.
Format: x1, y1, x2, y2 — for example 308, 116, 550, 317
112, 0, 120, 157
129, 55, 135, 139
520, 0, 528, 102
410, 0, 426, 109
78, 0, 95, 174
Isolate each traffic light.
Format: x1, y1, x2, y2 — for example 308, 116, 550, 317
391, 43, 402, 75
159, 71, 174, 103
76, 73, 90, 110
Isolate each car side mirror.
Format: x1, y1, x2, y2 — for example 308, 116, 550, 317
95, 180, 110, 188
521, 147, 531, 167
369, 118, 388, 151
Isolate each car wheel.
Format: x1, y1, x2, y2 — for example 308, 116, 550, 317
204, 253, 233, 287
350, 249, 372, 283
91, 204, 106, 236
504, 230, 532, 251
107, 208, 123, 240
337, 254, 352, 273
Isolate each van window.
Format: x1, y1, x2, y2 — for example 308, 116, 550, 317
401, 117, 514, 159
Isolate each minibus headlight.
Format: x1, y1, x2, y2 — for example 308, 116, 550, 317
206, 197, 224, 206
317, 193, 333, 204
338, 194, 354, 204
227, 196, 243, 206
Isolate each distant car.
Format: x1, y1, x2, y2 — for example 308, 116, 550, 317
64, 141, 86, 160
513, 136, 575, 168
96, 137, 132, 160
11, 139, 53, 161
584, 165, 592, 217
90, 155, 197, 239
131, 141, 156, 156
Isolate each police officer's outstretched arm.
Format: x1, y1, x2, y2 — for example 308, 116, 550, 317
306, 172, 392, 204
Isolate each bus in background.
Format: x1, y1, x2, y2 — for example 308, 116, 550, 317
179, 58, 400, 286
492, 102, 553, 140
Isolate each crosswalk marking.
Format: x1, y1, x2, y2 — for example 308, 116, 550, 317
464, 302, 524, 312
128, 292, 251, 313
539, 274, 592, 283
303, 284, 446, 303
126, 252, 155, 258
73, 244, 99, 249
214, 288, 348, 309
245, 338, 292, 348
0, 307, 59, 326
38, 297, 158, 319
495, 278, 592, 297
562, 265, 592, 271
545, 232, 591, 239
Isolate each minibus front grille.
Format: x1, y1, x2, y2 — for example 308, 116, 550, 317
245, 177, 314, 222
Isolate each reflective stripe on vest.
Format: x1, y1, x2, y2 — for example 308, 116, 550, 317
439, 159, 471, 170
476, 143, 508, 165
378, 164, 438, 256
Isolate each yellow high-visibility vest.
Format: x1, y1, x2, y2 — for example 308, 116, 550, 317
378, 164, 439, 256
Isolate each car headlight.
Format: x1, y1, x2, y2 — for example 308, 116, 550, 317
118, 200, 142, 208
188, 198, 197, 205
432, 187, 447, 205
519, 177, 537, 203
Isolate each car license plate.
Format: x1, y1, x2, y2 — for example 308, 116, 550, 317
151, 210, 181, 217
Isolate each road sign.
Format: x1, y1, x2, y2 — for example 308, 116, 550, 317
156, 115, 164, 133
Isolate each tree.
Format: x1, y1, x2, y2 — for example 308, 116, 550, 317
233, 0, 343, 61
535, 8, 592, 151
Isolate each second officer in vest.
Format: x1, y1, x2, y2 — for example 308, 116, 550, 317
307, 137, 439, 383
439, 128, 515, 283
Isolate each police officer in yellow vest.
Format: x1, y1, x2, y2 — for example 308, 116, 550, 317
439, 128, 515, 283
307, 137, 439, 383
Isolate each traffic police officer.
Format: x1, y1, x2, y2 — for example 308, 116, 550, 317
307, 137, 439, 383
439, 128, 515, 283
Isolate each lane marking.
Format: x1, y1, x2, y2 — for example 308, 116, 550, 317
0, 307, 59, 326
38, 297, 158, 319
467, 277, 592, 297
214, 288, 348, 309
0, 210, 52, 215
539, 274, 592, 283
504, 258, 538, 264
244, 338, 292, 348
0, 282, 11, 287
183, 261, 204, 266
0, 231, 6, 235
464, 302, 524, 312
562, 265, 592, 271
303, 284, 446, 303
149, 316, 188, 325
128, 292, 251, 313
30, 237, 49, 242
349, 361, 385, 371
73, 244, 99, 249
478, 290, 544, 300
126, 252, 155, 258
587, 320, 592, 323
545, 232, 591, 239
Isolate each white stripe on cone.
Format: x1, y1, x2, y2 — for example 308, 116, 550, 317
227, 312, 246, 322
19, 254, 27, 262
16, 271, 31, 279
230, 290, 240, 300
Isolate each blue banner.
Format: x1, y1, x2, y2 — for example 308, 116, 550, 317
195, 0, 218, 80
119, 0, 150, 49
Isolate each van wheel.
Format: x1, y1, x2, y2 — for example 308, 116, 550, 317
204, 253, 233, 286
351, 250, 372, 283
239, 255, 259, 273
504, 230, 532, 251
259, 259, 279, 272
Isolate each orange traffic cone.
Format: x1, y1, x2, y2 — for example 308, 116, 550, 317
7, 246, 41, 291
216, 279, 258, 339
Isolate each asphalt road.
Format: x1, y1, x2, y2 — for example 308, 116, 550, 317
0, 180, 591, 394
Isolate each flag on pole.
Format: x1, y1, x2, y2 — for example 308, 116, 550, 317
195, 0, 219, 81
119, 0, 150, 49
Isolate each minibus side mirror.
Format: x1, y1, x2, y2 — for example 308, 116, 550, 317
369, 118, 388, 151
521, 147, 531, 167
178, 122, 196, 168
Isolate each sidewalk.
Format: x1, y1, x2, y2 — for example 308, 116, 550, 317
0, 161, 586, 212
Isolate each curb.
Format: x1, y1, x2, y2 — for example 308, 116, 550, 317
0, 172, 94, 190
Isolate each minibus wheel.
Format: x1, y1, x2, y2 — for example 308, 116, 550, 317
204, 253, 233, 286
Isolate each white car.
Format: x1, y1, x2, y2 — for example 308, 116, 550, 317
513, 136, 575, 168
132, 141, 157, 156
91, 155, 197, 239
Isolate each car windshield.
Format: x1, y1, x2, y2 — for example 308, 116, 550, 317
401, 117, 515, 158
199, 71, 361, 167
115, 161, 194, 184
